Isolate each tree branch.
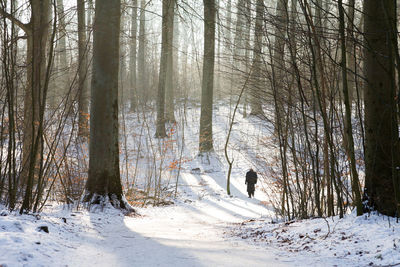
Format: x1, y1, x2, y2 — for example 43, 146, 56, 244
0, 8, 30, 32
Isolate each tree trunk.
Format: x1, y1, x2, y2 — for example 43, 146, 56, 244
165, 0, 176, 123
215, 0, 221, 99
119, 0, 129, 107
363, 0, 400, 216
21, 0, 51, 201
173, 7, 179, 90
77, 0, 89, 138
1, 0, 51, 212
249, 0, 264, 116
138, 0, 147, 105
225, 0, 232, 52
338, 0, 362, 216
242, 0, 251, 118
345, 0, 355, 105
56, 0, 70, 105
156, 0, 175, 137
84, 0, 131, 211
181, 21, 189, 95
272, 0, 288, 129
199, 0, 216, 153
129, 0, 138, 111
87, 0, 94, 27
233, 0, 246, 64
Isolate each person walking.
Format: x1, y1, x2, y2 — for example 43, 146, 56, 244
245, 169, 257, 198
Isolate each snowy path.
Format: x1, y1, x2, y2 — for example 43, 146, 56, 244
59, 170, 291, 267
61, 205, 287, 267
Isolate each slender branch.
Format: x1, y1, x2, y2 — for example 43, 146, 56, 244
224, 67, 252, 195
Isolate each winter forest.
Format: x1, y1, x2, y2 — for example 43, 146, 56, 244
1, 0, 400, 266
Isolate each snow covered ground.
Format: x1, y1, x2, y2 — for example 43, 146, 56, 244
230, 212, 400, 266
2, 170, 400, 266
1, 103, 400, 266
0, 177, 283, 267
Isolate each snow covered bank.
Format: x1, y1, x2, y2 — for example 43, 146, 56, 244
229, 211, 400, 266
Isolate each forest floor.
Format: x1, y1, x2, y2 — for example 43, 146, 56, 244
1, 104, 400, 266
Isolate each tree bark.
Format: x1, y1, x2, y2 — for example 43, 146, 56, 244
165, 0, 176, 123
272, 0, 288, 129
138, 0, 147, 105
233, 0, 246, 63
119, 0, 129, 107
199, 0, 216, 153
77, 0, 89, 138
225, 0, 232, 52
129, 0, 138, 111
338, 0, 362, 216
363, 0, 400, 216
85, 0, 131, 211
21, 0, 51, 198
249, 0, 264, 116
345, 0, 356, 105
155, 0, 175, 137
56, 0, 70, 105
1, 0, 51, 212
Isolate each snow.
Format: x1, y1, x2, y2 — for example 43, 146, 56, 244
1, 103, 400, 266
230, 211, 400, 266
0, 198, 283, 267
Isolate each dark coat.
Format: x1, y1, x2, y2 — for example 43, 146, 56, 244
245, 170, 257, 193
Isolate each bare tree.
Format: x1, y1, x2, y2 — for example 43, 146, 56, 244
363, 0, 400, 216
155, 0, 175, 138
165, 0, 176, 123
271, 0, 288, 127
0, 1, 52, 212
199, 0, 216, 153
55, 0, 70, 105
84, 0, 132, 211
77, 0, 89, 138
129, 0, 138, 111
249, 0, 264, 116
338, 0, 362, 215
137, 0, 147, 105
